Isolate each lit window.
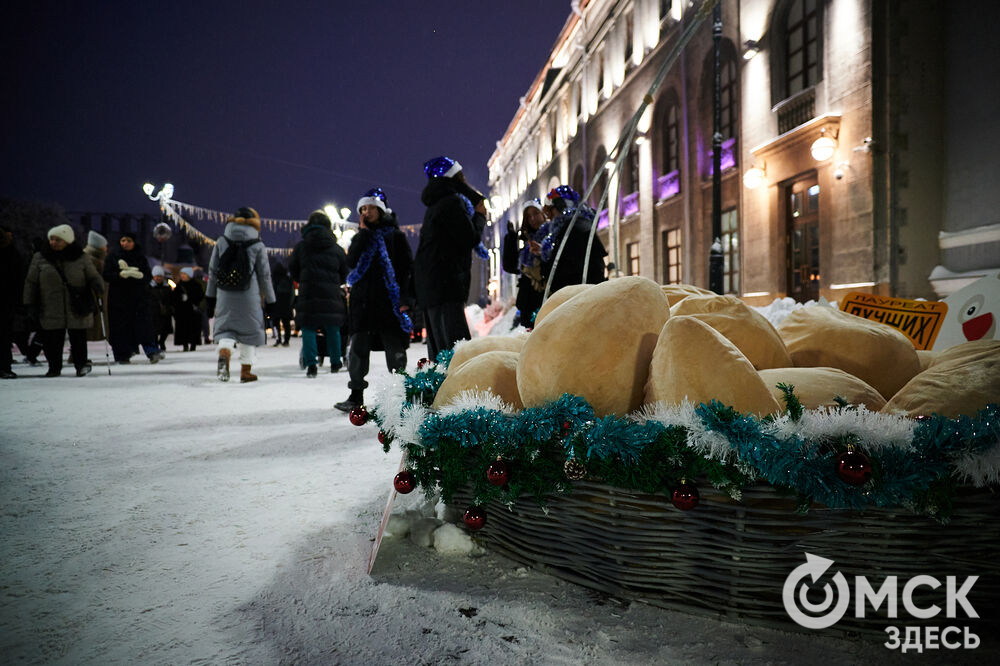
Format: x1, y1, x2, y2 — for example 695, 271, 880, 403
663, 228, 682, 284
626, 242, 640, 276
721, 209, 740, 294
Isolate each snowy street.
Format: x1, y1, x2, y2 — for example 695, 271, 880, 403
0, 340, 950, 664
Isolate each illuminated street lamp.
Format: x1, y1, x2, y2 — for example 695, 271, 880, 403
143, 182, 174, 201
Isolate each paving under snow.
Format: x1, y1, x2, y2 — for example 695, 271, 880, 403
0, 322, 979, 664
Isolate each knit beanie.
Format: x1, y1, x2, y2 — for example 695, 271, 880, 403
87, 230, 108, 249
180, 267, 194, 278
48, 224, 75, 245
152, 265, 165, 277
357, 187, 388, 214
423, 156, 462, 179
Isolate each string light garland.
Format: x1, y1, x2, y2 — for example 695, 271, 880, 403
370, 351, 1000, 521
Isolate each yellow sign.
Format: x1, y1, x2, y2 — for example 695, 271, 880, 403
840, 293, 948, 350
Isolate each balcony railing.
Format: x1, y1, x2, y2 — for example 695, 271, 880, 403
656, 170, 680, 201
775, 88, 816, 134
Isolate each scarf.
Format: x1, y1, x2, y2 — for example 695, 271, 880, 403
346, 226, 413, 334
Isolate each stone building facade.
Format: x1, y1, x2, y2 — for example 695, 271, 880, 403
486, 0, 1000, 308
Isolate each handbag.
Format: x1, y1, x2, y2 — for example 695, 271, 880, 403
53, 262, 98, 316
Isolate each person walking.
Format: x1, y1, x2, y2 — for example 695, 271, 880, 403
0, 225, 24, 379
103, 231, 162, 364
82, 230, 109, 345
288, 210, 348, 378
334, 188, 414, 411
269, 261, 295, 347
205, 207, 275, 383
149, 265, 174, 351
413, 156, 486, 362
172, 267, 203, 351
22, 224, 104, 377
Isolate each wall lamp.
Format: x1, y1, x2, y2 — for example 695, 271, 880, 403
743, 40, 761, 61
810, 128, 838, 162
743, 163, 766, 189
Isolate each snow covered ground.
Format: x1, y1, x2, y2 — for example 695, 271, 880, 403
0, 334, 975, 664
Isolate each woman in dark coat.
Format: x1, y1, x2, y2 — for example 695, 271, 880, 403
22, 224, 104, 377
501, 199, 549, 328
103, 232, 161, 364
334, 188, 413, 412
269, 261, 295, 346
288, 211, 348, 377
172, 267, 204, 351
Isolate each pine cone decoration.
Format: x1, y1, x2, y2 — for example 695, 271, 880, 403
563, 458, 587, 481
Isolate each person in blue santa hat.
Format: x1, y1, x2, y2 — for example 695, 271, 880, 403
334, 188, 414, 412
538, 184, 608, 294
414, 156, 487, 361
501, 198, 550, 328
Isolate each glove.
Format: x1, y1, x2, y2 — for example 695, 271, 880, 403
125, 267, 143, 279
205, 296, 216, 319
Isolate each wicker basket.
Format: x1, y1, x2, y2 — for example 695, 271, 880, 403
451, 482, 1000, 637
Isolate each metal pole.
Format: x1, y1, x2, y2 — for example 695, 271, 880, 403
709, 1, 724, 294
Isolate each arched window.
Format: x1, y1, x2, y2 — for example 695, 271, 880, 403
786, 0, 820, 97
572, 164, 585, 199
624, 11, 634, 69
720, 56, 737, 140
592, 146, 609, 209
662, 103, 680, 175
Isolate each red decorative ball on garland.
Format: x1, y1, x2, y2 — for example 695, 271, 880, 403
393, 470, 416, 494
349, 405, 369, 426
835, 449, 872, 486
463, 506, 487, 531
561, 421, 572, 436
417, 357, 430, 369
486, 459, 509, 486
378, 430, 391, 445
671, 480, 700, 511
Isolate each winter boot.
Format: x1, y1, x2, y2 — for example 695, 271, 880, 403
217, 348, 231, 382
240, 364, 257, 383
334, 389, 363, 413
306, 364, 317, 378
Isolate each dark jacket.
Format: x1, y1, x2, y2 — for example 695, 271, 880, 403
103, 242, 155, 351
501, 225, 546, 324
149, 280, 173, 336
345, 211, 414, 336
414, 177, 486, 308
23, 243, 105, 330
269, 262, 295, 320
171, 278, 204, 346
288, 223, 348, 329
540, 206, 607, 294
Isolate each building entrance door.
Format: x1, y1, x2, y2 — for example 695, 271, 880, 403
786, 176, 820, 303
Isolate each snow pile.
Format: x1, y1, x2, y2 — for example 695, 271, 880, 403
382, 492, 485, 557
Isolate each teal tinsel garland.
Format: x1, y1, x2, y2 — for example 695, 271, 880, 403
375, 359, 999, 519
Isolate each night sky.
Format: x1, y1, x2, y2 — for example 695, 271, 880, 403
1, 1, 569, 228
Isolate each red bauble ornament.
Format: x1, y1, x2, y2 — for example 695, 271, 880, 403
393, 470, 416, 494
835, 449, 872, 486
349, 405, 369, 426
671, 481, 700, 511
463, 506, 487, 531
486, 459, 509, 486
378, 430, 391, 445
417, 357, 430, 369
561, 420, 572, 434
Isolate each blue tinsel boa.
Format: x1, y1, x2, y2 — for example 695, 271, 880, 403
346, 226, 413, 334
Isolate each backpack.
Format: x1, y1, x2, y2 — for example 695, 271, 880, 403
214, 238, 261, 291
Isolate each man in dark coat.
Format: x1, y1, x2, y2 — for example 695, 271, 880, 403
334, 188, 414, 412
288, 211, 348, 378
539, 185, 607, 294
172, 267, 204, 351
413, 156, 486, 362
501, 199, 549, 329
103, 232, 162, 364
268, 261, 295, 346
0, 225, 23, 378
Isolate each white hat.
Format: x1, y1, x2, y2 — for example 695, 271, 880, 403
356, 187, 387, 214
47, 224, 75, 245
152, 265, 165, 277
521, 199, 543, 214
180, 267, 194, 277
87, 230, 108, 249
